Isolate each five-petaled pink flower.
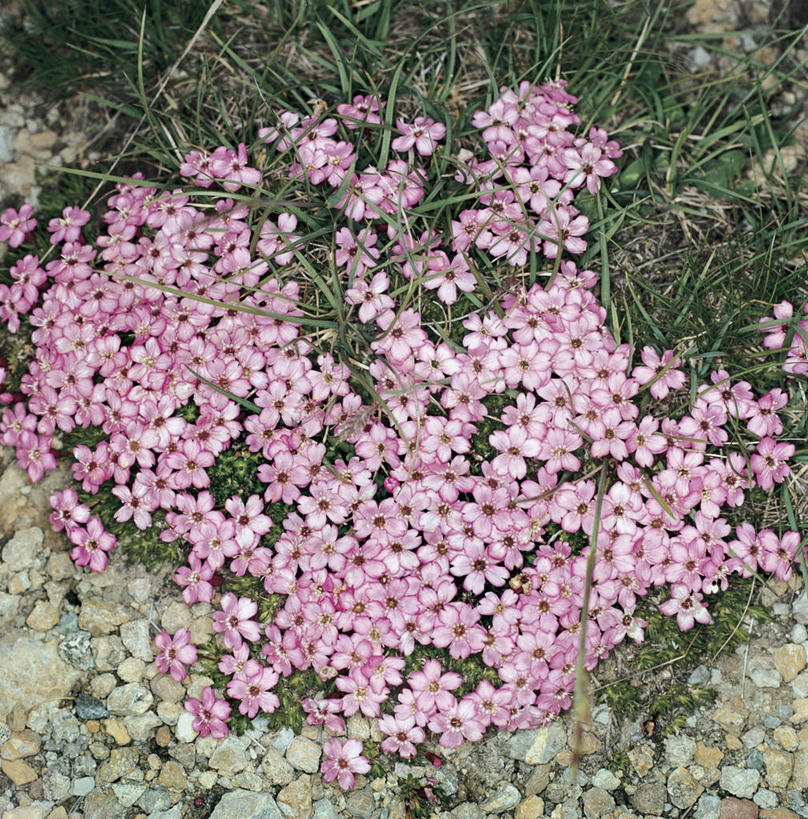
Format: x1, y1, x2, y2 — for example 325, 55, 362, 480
184, 686, 231, 738
320, 737, 371, 790
154, 628, 198, 681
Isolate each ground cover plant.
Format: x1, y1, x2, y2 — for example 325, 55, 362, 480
1, 0, 807, 796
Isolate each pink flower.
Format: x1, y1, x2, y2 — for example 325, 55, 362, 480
47, 206, 90, 244
67, 516, 117, 573
48, 488, 91, 534
392, 117, 446, 156
226, 665, 280, 717
184, 686, 231, 738
428, 697, 485, 748
212, 592, 261, 650
337, 95, 384, 129
632, 347, 686, 399
758, 530, 801, 581
321, 737, 371, 790
659, 584, 712, 631
174, 553, 215, 605
407, 658, 462, 714
154, 628, 198, 681
378, 713, 425, 758
750, 437, 794, 490
0, 204, 36, 247
563, 143, 617, 194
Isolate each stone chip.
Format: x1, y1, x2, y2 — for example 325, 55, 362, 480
285, 735, 322, 773
209, 789, 283, 819
0, 633, 81, 720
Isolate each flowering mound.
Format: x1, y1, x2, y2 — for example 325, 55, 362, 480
0, 80, 804, 787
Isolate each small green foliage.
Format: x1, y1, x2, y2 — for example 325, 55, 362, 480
74, 478, 178, 570
606, 749, 631, 776
597, 576, 767, 723
206, 442, 266, 507
0, 314, 34, 394
467, 389, 515, 474
402, 642, 499, 699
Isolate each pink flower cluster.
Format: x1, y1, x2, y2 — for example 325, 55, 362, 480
0, 81, 802, 785
760, 300, 808, 377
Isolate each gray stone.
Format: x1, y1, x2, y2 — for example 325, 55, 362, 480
42, 767, 71, 801
451, 805, 483, 819
75, 691, 108, 720
261, 746, 295, 785
481, 783, 521, 813
436, 763, 458, 796
665, 735, 696, 766
591, 769, 619, 791
786, 789, 808, 814
556, 799, 583, 819
209, 735, 251, 775
689, 46, 712, 68
631, 782, 666, 814
693, 793, 721, 819
113, 782, 148, 807
83, 790, 128, 819
741, 727, 765, 748
793, 592, 808, 625
2, 527, 43, 571
312, 799, 339, 819
72, 776, 95, 796
0, 126, 13, 163
749, 667, 781, 688
667, 766, 704, 809
136, 787, 172, 813
175, 712, 197, 743
345, 788, 374, 818
792, 624, 808, 643
58, 629, 93, 668
688, 665, 710, 686
0, 633, 81, 719
746, 750, 764, 769
506, 724, 566, 764
124, 712, 162, 742
719, 765, 760, 798
0, 592, 20, 627
778, 702, 795, 720
792, 672, 808, 698
120, 619, 154, 662
106, 683, 154, 716
582, 786, 615, 817
271, 727, 295, 753
591, 704, 612, 725
209, 790, 283, 819
147, 806, 183, 819
285, 735, 321, 773
754, 788, 779, 809
545, 767, 583, 804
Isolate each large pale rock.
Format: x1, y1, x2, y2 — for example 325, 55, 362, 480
2, 527, 44, 572
209, 789, 283, 819
0, 632, 81, 719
